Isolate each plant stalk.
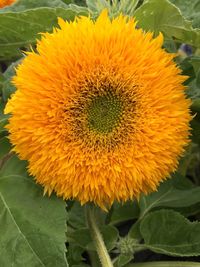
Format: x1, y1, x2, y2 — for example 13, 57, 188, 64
85, 205, 113, 267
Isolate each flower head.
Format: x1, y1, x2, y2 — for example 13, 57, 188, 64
0, 0, 15, 8
5, 11, 191, 209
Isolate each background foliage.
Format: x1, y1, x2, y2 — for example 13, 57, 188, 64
0, 0, 200, 266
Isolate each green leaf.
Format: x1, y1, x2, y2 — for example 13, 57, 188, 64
114, 254, 133, 267
67, 201, 86, 229
0, 0, 68, 12
190, 56, 200, 76
0, 154, 28, 177
138, 174, 200, 220
0, 174, 68, 266
0, 73, 5, 92
67, 243, 85, 266
170, 0, 200, 28
0, 7, 88, 61
134, 0, 200, 48
0, 114, 10, 133
0, 137, 11, 159
129, 174, 200, 239
2, 77, 16, 102
187, 78, 200, 104
67, 201, 106, 229
0, 102, 7, 137
68, 225, 119, 252
163, 39, 178, 53
140, 209, 200, 256
175, 203, 200, 217
128, 220, 142, 241
109, 201, 139, 225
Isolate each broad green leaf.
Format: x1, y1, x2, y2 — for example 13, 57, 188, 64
134, 0, 200, 48
0, 0, 68, 12
67, 201, 86, 229
128, 174, 200, 239
0, 7, 88, 61
109, 201, 139, 225
170, 0, 200, 28
0, 154, 28, 177
138, 174, 200, 220
128, 220, 142, 241
175, 203, 200, 217
170, 0, 197, 17
68, 225, 119, 251
140, 209, 200, 256
0, 174, 68, 266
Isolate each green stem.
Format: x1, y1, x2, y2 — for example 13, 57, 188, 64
85, 205, 114, 267
125, 262, 200, 267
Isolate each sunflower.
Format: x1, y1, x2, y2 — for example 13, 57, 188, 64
5, 11, 191, 209
0, 0, 15, 8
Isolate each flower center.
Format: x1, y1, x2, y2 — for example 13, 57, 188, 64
87, 92, 123, 134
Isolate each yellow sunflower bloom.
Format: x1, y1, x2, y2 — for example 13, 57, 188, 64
5, 11, 191, 209
0, 0, 15, 8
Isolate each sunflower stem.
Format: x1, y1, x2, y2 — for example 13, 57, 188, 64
85, 205, 114, 267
